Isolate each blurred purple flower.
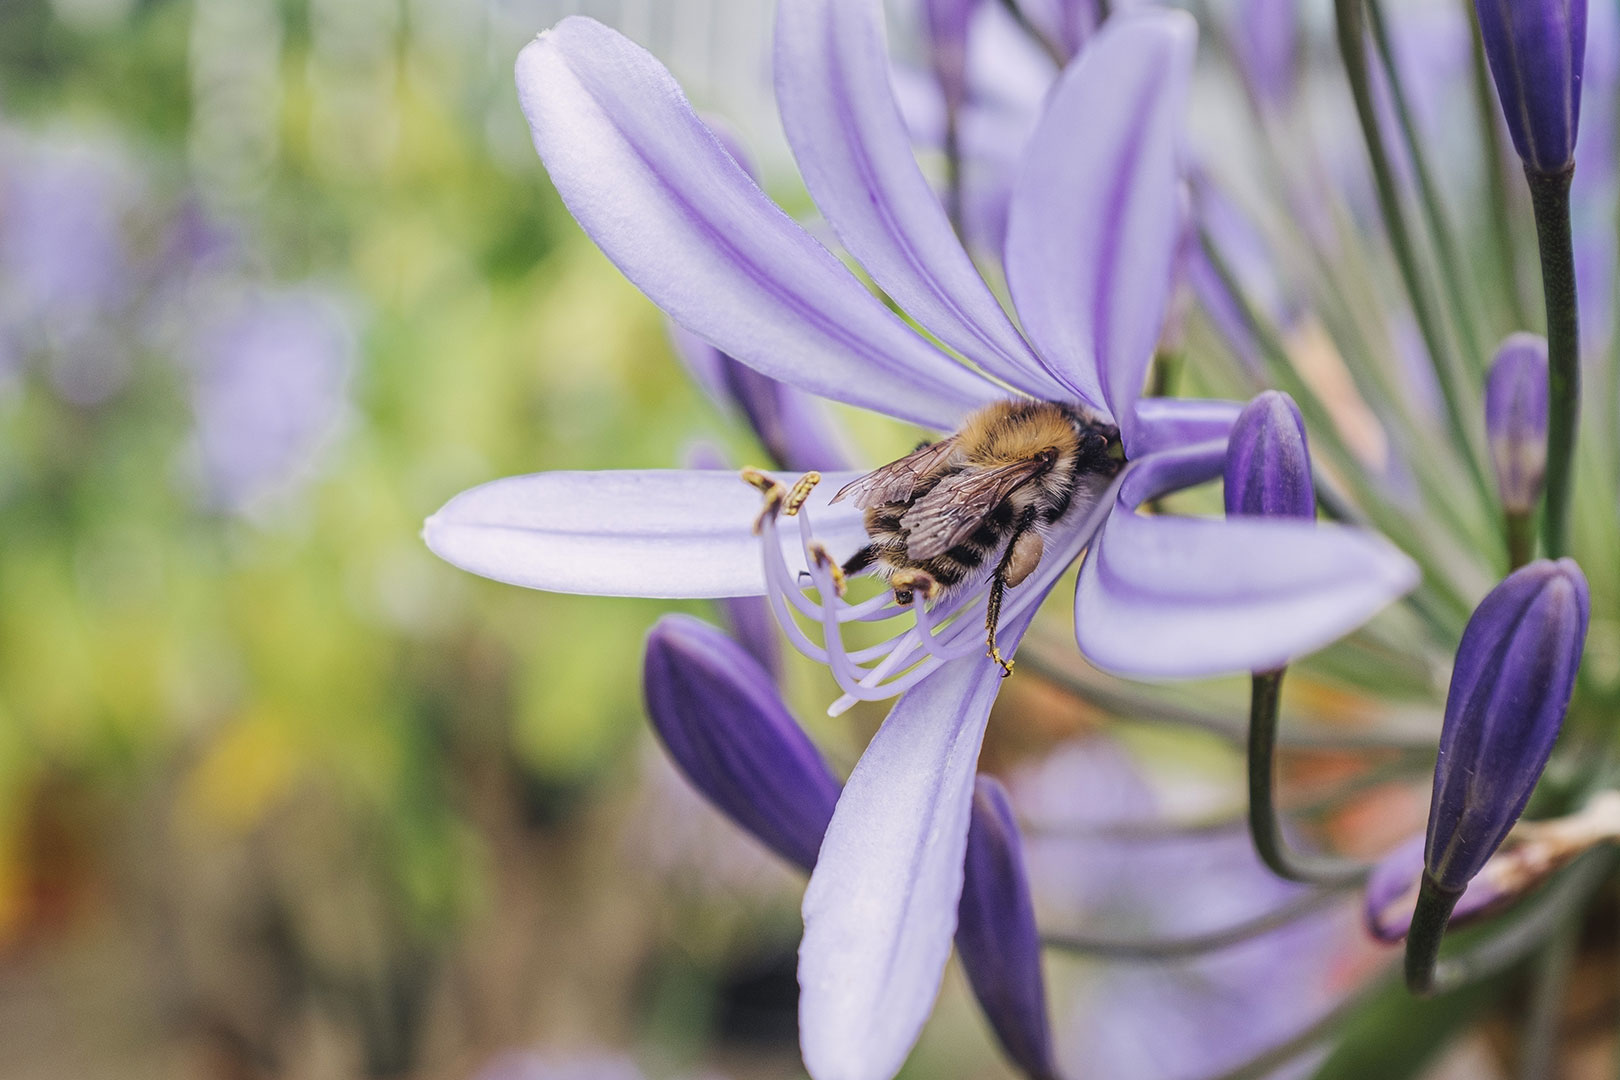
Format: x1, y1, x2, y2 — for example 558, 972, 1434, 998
1365, 832, 1513, 942
1427, 559, 1589, 892
424, 11, 1416, 1078
1485, 334, 1550, 515
643, 614, 1056, 1080
1475, 0, 1587, 175
1010, 740, 1366, 1080
1228, 0, 1297, 109
186, 287, 355, 512
670, 323, 850, 473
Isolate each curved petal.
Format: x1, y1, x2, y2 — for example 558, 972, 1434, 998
775, 0, 1068, 399
1005, 10, 1196, 435
1130, 397, 1242, 458
1076, 511, 1420, 678
517, 18, 999, 430
424, 469, 867, 599
799, 604, 1038, 1080
957, 777, 1059, 1080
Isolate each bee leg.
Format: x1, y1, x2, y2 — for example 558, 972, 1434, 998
841, 544, 877, 578
986, 515, 1041, 677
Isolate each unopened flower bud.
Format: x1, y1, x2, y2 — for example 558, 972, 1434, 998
1223, 390, 1315, 520
1426, 559, 1589, 893
643, 617, 1058, 1078
1474, 0, 1587, 175
1485, 333, 1550, 516
643, 614, 837, 871
957, 777, 1059, 1080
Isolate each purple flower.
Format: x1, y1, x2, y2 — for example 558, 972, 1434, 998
1224, 390, 1315, 521
186, 287, 355, 513
643, 615, 1055, 1080
1228, 0, 1298, 109
425, 10, 1417, 1077
1485, 333, 1550, 515
1427, 559, 1589, 892
1474, 0, 1587, 174
921, 0, 983, 112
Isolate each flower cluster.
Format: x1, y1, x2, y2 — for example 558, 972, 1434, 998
425, 0, 1620, 1075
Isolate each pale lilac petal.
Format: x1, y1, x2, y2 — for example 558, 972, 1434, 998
799, 605, 1038, 1080
1005, 10, 1196, 433
774, 0, 1068, 399
424, 470, 866, 599
517, 18, 1000, 430
1076, 511, 1419, 678
1129, 397, 1242, 458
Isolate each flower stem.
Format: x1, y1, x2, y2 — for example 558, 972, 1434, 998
1518, 922, 1578, 1080
1366, 0, 1490, 379
1247, 670, 1370, 886
1465, 0, 1528, 327
1333, 0, 1494, 507
1507, 510, 1534, 569
1526, 166, 1579, 558
1041, 887, 1344, 962
993, 0, 1066, 67
1405, 875, 1464, 995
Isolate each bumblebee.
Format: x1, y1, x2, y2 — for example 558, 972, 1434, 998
833, 400, 1121, 676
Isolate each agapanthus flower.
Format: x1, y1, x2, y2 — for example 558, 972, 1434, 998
425, 5, 1417, 1077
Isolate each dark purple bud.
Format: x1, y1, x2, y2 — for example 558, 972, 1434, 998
668, 322, 850, 473
922, 0, 982, 113
643, 615, 838, 871
1474, 0, 1587, 174
1223, 390, 1315, 520
957, 777, 1059, 1080
1485, 333, 1550, 515
1426, 559, 1589, 892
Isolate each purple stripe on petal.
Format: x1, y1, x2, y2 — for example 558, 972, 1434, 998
423, 469, 867, 598
774, 0, 1067, 400
957, 777, 1059, 1080
1130, 397, 1242, 459
1005, 10, 1196, 432
517, 18, 1000, 431
799, 602, 1040, 1080
1076, 510, 1419, 679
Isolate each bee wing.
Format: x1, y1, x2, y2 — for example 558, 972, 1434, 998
830, 435, 962, 509
899, 460, 1046, 560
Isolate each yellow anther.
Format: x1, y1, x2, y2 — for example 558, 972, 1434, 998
784, 472, 822, 516
741, 467, 788, 535
808, 541, 847, 598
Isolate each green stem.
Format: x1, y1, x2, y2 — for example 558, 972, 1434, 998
1518, 922, 1578, 1080
1366, 0, 1490, 378
1042, 888, 1345, 962
1507, 510, 1534, 570
1247, 670, 1371, 886
1405, 875, 1464, 996
942, 102, 965, 239
1465, 0, 1529, 327
1527, 166, 1580, 558
993, 0, 1066, 67
1333, 0, 1493, 506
